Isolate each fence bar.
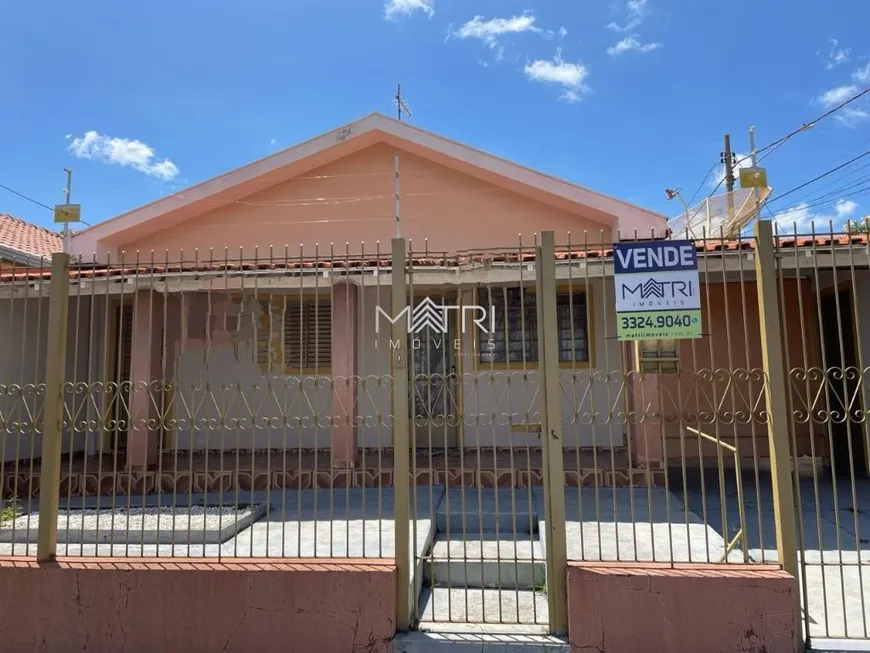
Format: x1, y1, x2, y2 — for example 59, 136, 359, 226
753, 219, 802, 651
36, 253, 70, 562
536, 231, 568, 635
391, 237, 411, 631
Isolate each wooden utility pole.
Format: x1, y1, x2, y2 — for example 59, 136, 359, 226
722, 134, 736, 193
723, 134, 736, 227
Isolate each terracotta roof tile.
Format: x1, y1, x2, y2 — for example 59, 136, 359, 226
0, 233, 866, 282
0, 213, 62, 259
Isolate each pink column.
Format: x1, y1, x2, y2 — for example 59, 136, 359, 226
628, 342, 664, 467
331, 283, 358, 469
126, 292, 164, 469
632, 373, 664, 465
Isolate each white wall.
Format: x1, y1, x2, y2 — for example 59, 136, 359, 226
170, 296, 332, 451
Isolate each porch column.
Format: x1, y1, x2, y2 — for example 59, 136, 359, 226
331, 283, 359, 468
632, 373, 665, 465
126, 292, 164, 469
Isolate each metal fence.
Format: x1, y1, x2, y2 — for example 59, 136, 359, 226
0, 223, 868, 645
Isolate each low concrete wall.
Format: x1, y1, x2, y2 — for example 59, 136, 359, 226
0, 557, 395, 653
567, 562, 796, 653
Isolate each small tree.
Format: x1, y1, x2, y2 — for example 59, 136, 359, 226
845, 215, 870, 234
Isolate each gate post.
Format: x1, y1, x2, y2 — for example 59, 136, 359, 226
536, 231, 568, 635
391, 237, 412, 631
753, 219, 802, 651
37, 252, 70, 562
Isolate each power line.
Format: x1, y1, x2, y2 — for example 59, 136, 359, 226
686, 161, 718, 206
765, 148, 870, 207
705, 85, 870, 198
0, 182, 54, 211
773, 161, 870, 208
0, 181, 92, 227
744, 85, 870, 168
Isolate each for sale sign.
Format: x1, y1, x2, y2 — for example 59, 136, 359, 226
613, 240, 702, 340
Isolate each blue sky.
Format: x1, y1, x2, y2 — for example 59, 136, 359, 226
1, 0, 869, 236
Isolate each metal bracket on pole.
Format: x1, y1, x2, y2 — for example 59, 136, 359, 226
36, 252, 70, 562
536, 231, 568, 635
391, 237, 412, 631
753, 219, 803, 652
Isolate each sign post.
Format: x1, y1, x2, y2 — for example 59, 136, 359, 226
613, 240, 702, 341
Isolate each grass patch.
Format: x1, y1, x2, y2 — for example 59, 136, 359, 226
0, 499, 22, 526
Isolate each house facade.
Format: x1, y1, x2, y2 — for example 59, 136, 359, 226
1, 115, 865, 485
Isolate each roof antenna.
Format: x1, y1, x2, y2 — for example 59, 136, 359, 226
395, 84, 412, 121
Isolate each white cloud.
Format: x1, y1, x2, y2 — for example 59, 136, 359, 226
606, 35, 662, 55
771, 199, 859, 234
816, 84, 869, 126
818, 84, 859, 107
559, 26, 568, 38
825, 38, 851, 69
524, 48, 589, 103
837, 106, 870, 126
452, 13, 542, 57
67, 131, 179, 180
853, 62, 870, 84
606, 0, 648, 32
384, 0, 433, 20
270, 137, 277, 145
836, 199, 858, 219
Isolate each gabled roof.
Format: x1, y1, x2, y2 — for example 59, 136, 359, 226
0, 213, 61, 265
71, 112, 668, 256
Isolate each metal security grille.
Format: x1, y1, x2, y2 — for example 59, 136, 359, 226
0, 226, 868, 646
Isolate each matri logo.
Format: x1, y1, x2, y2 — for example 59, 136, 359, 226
614, 271, 701, 312
622, 278, 695, 301
375, 297, 495, 335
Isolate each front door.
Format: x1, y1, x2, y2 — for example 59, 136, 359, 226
821, 288, 867, 477
409, 294, 459, 451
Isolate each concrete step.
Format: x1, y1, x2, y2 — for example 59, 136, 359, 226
436, 512, 536, 535
415, 586, 549, 626
436, 488, 539, 535
394, 631, 569, 652
424, 533, 545, 590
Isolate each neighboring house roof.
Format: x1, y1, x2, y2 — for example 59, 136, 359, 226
0, 213, 62, 265
70, 112, 669, 256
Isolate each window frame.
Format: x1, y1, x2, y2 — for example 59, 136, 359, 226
232, 292, 333, 375
473, 283, 595, 370
635, 338, 680, 374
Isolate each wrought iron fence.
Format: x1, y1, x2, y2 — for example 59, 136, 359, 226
0, 224, 868, 644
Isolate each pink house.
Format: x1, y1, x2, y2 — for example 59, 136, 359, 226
21, 112, 669, 484
12, 113, 858, 495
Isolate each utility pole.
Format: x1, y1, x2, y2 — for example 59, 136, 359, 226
62, 168, 72, 254
722, 134, 736, 229
748, 127, 762, 223
722, 134, 736, 193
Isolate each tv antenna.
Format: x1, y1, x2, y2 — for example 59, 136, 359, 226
395, 84, 412, 121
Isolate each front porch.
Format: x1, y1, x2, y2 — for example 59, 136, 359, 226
0, 447, 664, 498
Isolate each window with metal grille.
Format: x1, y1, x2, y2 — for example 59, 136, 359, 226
637, 339, 679, 373
478, 287, 589, 365
280, 300, 331, 371
233, 296, 331, 371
